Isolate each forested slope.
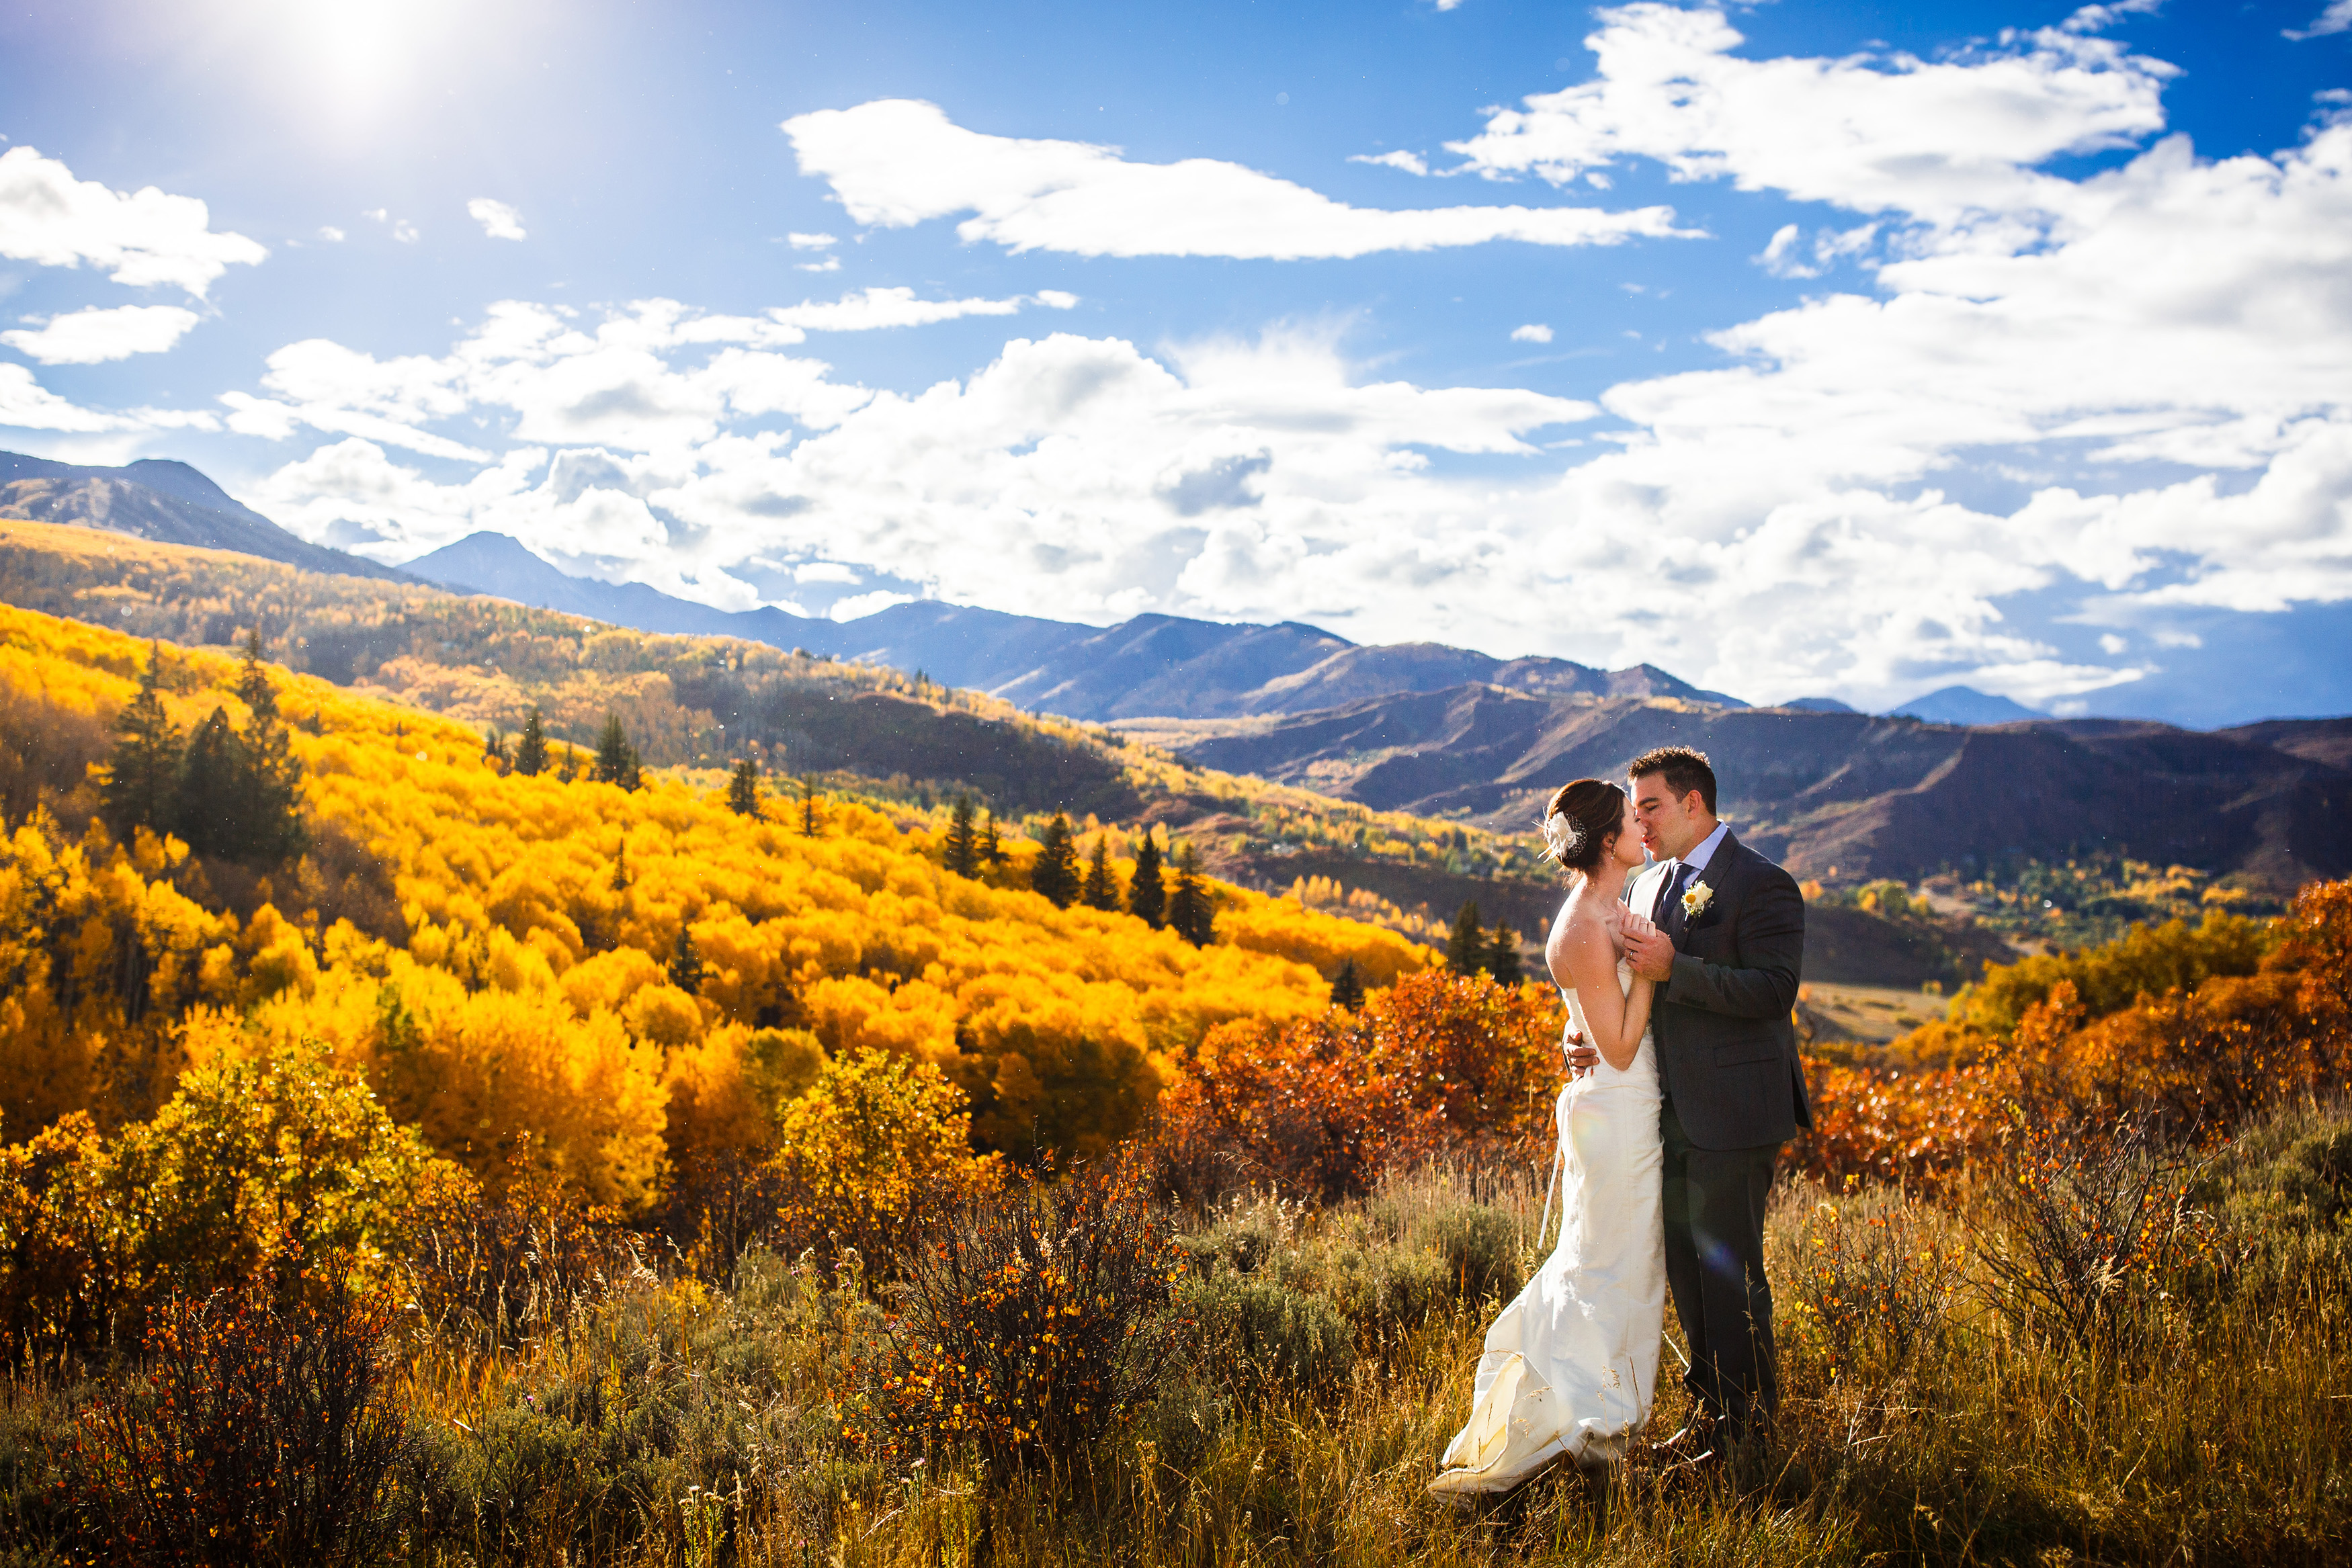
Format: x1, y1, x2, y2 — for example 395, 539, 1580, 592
0, 601, 1435, 1207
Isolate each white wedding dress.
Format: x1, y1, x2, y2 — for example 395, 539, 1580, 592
1429, 959, 1665, 1493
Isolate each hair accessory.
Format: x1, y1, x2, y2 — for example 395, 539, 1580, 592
1541, 810, 1585, 865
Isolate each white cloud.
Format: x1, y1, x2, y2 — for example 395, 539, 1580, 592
1446, 6, 2170, 238
467, 198, 527, 241
797, 257, 841, 273
319, 226, 345, 243
218, 288, 1076, 466
2286, 1, 2352, 40
0, 146, 265, 298
1348, 150, 1429, 175
0, 363, 130, 432
786, 232, 837, 249
2062, 0, 2161, 34
782, 99, 1696, 259
1, 304, 200, 364
1510, 322, 1554, 343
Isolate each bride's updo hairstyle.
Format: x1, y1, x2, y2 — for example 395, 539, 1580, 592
1542, 778, 1627, 877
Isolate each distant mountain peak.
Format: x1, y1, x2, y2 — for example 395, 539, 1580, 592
1887, 685, 2040, 726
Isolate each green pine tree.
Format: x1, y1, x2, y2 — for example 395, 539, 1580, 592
483, 726, 511, 773
1081, 834, 1122, 911
1128, 832, 1166, 928
727, 757, 763, 818
943, 793, 978, 878
235, 629, 278, 721
1329, 956, 1366, 1011
800, 776, 820, 838
1168, 842, 1216, 947
1031, 814, 1082, 908
226, 632, 306, 867
593, 713, 640, 789
1446, 901, 1488, 975
669, 919, 704, 994
1484, 924, 1524, 986
610, 836, 632, 891
171, 706, 247, 861
981, 810, 1005, 867
513, 709, 549, 777
100, 646, 181, 841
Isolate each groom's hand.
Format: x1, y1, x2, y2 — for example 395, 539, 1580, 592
1562, 1024, 1601, 1076
1626, 924, 1677, 983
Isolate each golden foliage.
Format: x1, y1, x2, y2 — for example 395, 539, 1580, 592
0, 602, 1436, 1210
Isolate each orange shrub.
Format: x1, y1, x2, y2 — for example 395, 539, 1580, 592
1156, 971, 1565, 1201
1802, 877, 2352, 1186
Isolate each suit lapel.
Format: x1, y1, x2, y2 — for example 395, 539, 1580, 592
1683, 833, 1738, 936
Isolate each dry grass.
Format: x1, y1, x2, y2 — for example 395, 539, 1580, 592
5, 1102, 2349, 1567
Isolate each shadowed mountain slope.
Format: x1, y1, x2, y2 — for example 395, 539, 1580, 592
1175, 686, 2352, 894
0, 450, 410, 582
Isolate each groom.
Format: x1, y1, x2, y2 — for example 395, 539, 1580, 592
1568, 744, 1808, 1453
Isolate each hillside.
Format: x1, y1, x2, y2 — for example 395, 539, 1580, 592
0, 599, 1445, 1177
1168, 684, 2352, 896
0, 449, 411, 582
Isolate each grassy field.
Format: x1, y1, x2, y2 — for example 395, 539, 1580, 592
7, 1097, 2347, 1567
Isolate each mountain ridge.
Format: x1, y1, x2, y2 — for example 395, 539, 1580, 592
406, 529, 1747, 723
0, 451, 413, 583
1168, 683, 2352, 895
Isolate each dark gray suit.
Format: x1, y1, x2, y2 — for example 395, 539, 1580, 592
1632, 830, 1809, 1438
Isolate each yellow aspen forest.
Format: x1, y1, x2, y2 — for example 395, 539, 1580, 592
0, 599, 1434, 1214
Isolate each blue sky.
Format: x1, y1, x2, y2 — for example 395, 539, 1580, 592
2, 0, 2349, 726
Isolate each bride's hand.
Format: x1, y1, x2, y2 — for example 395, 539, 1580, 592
1621, 909, 1658, 943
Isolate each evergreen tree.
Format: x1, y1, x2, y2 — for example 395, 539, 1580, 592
483, 726, 511, 773
171, 707, 247, 861
593, 713, 640, 789
610, 837, 632, 891
1128, 832, 1166, 928
1031, 813, 1081, 908
235, 629, 278, 721
513, 709, 549, 777
943, 793, 978, 878
1168, 842, 1216, 947
981, 810, 1005, 867
101, 646, 180, 840
1081, 834, 1122, 911
669, 919, 704, 994
556, 744, 579, 783
1484, 924, 1524, 985
727, 757, 763, 818
800, 776, 820, 838
229, 637, 306, 867
1329, 956, 1366, 1011
1446, 901, 1487, 974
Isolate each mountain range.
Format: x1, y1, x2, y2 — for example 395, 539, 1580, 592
1171, 685, 2351, 892
7, 451, 2345, 899
403, 530, 1742, 722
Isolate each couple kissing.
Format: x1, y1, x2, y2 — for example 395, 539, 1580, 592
1430, 744, 1810, 1494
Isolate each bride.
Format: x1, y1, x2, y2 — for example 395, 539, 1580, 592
1429, 778, 1665, 1495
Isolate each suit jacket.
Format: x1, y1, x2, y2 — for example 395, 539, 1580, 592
1634, 830, 1811, 1151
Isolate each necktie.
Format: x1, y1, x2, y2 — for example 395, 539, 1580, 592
1665, 861, 1695, 931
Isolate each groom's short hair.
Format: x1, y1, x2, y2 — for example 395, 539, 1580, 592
1629, 745, 1717, 814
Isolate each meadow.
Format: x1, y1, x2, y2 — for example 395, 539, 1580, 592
1, 597, 2349, 1564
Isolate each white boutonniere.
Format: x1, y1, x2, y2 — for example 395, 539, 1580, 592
1681, 882, 1715, 920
